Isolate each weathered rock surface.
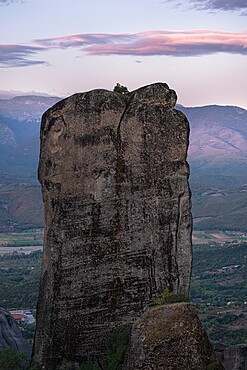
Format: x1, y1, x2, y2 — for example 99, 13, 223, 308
33, 83, 192, 368
124, 303, 224, 370
215, 343, 247, 370
0, 308, 31, 355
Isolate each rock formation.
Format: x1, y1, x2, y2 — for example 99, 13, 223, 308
0, 308, 31, 356
123, 303, 223, 370
32, 83, 193, 368
215, 343, 247, 370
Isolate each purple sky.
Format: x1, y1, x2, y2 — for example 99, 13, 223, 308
1, 0, 246, 108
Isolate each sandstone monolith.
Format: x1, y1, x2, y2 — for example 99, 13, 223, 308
32, 83, 192, 369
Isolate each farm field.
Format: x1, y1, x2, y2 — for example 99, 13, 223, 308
0, 229, 43, 255
192, 230, 247, 244
0, 229, 43, 246
1, 229, 247, 249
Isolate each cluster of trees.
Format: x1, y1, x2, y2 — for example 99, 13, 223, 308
208, 328, 247, 345
0, 250, 41, 308
191, 242, 247, 345
191, 243, 246, 305
0, 348, 30, 370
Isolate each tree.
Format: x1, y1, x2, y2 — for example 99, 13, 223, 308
113, 83, 129, 94
0, 347, 30, 370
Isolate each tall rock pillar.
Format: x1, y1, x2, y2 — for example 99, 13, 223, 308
32, 83, 192, 368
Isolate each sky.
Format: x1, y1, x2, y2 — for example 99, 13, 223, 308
0, 0, 247, 108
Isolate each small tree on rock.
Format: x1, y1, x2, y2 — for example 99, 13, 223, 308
113, 83, 129, 94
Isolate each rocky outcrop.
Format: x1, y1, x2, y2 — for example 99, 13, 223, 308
123, 303, 223, 370
32, 83, 192, 369
0, 308, 31, 355
215, 343, 247, 370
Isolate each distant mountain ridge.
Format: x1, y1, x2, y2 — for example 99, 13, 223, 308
179, 104, 247, 176
0, 90, 60, 100
0, 95, 60, 121
1, 95, 247, 175
0, 94, 247, 231
0, 95, 60, 172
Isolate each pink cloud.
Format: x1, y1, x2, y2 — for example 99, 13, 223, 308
1, 30, 247, 68
82, 30, 247, 57
35, 30, 247, 57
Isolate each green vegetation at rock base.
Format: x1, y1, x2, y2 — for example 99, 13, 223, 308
80, 326, 131, 370
150, 288, 188, 306
0, 347, 30, 370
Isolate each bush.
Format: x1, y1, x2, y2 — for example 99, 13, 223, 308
105, 326, 130, 370
113, 83, 129, 94
80, 359, 101, 370
150, 288, 188, 306
80, 326, 131, 370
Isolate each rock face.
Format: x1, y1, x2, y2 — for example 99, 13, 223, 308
215, 343, 247, 370
0, 309, 31, 356
33, 83, 192, 368
123, 303, 224, 370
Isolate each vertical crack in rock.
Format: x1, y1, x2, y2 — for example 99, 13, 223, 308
32, 83, 192, 369
114, 101, 129, 236
114, 92, 135, 237
174, 193, 183, 290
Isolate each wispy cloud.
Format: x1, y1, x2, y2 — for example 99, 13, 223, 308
0, 44, 48, 67
1, 30, 246, 67
81, 30, 247, 57
34, 33, 138, 49
166, 0, 247, 14
35, 30, 247, 57
0, 0, 25, 5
